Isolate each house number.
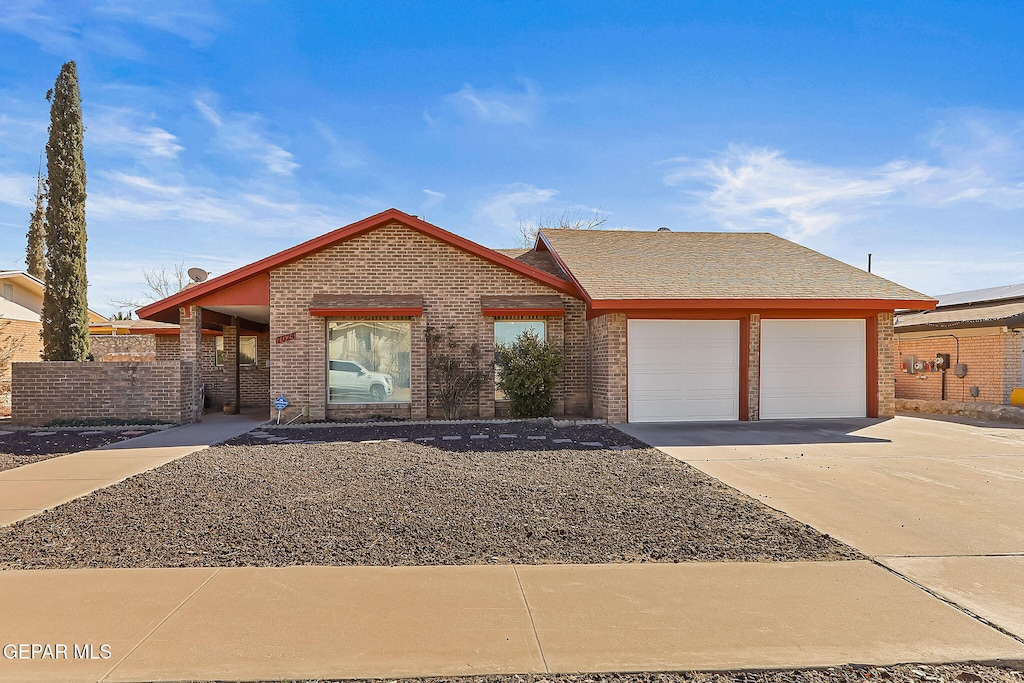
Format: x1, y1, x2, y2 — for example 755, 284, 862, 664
275, 332, 296, 344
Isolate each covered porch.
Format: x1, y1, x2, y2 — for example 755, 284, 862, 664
138, 274, 271, 421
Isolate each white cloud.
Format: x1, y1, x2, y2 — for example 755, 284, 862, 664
91, 0, 219, 44
445, 80, 541, 125
312, 120, 365, 170
87, 106, 183, 159
0, 172, 36, 209
665, 145, 936, 240
0, 0, 219, 56
193, 96, 299, 176
668, 116, 1024, 241
421, 189, 446, 212
475, 183, 559, 235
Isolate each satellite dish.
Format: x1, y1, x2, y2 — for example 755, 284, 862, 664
187, 267, 209, 283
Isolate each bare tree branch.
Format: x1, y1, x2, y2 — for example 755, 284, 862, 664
109, 261, 190, 316
516, 208, 607, 249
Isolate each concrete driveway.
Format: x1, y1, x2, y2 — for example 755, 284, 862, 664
618, 414, 1024, 643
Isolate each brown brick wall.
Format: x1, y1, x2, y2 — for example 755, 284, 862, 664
747, 314, 761, 420
588, 313, 627, 423
876, 312, 895, 418
268, 223, 588, 422
895, 329, 1023, 405
11, 361, 186, 425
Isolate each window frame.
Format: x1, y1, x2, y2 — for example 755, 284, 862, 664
326, 320, 412, 405
493, 319, 547, 401
215, 335, 258, 367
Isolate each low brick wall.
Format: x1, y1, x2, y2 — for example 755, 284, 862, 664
11, 361, 187, 426
896, 398, 1024, 425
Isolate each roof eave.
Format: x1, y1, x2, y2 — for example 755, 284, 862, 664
588, 298, 939, 311
138, 209, 582, 322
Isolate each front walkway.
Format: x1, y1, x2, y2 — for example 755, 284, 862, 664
1, 560, 1022, 683
0, 412, 265, 527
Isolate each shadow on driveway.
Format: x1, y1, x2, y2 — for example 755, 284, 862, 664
617, 418, 892, 447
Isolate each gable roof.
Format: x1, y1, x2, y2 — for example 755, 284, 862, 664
538, 229, 935, 310
138, 209, 582, 322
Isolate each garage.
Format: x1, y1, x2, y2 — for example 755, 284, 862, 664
627, 320, 739, 422
760, 319, 866, 419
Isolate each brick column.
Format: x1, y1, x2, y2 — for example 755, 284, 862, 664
178, 305, 203, 422
478, 315, 496, 419
307, 316, 326, 421
876, 312, 895, 418
747, 313, 761, 420
223, 322, 238, 410
588, 313, 627, 423
410, 316, 428, 420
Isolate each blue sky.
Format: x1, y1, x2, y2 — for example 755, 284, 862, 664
1, 1, 1023, 315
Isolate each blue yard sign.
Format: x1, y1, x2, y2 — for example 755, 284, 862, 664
273, 396, 289, 411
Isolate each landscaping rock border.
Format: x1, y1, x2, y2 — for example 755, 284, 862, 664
897, 398, 1024, 426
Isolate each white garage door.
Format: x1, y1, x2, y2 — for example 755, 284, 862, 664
627, 320, 739, 422
760, 319, 866, 419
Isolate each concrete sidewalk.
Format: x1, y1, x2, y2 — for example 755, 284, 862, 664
0, 560, 1022, 683
0, 412, 264, 527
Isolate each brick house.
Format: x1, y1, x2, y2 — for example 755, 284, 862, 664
1, 270, 106, 416
895, 283, 1024, 405
136, 208, 934, 424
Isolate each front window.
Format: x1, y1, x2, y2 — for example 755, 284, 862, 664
215, 335, 258, 367
494, 321, 546, 400
328, 321, 411, 403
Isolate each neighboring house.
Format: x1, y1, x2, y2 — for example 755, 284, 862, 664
1, 270, 106, 415
895, 283, 1024, 405
136, 208, 934, 424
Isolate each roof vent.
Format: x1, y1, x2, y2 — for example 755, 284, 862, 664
657, 226, 671, 232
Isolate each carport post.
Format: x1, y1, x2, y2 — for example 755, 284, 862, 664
179, 305, 204, 422
224, 319, 239, 412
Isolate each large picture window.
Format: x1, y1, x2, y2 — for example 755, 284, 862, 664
494, 320, 546, 400
328, 321, 411, 403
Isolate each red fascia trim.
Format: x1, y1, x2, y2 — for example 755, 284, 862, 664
138, 209, 582, 321
590, 298, 936, 311
481, 307, 565, 317
536, 233, 594, 306
309, 307, 423, 317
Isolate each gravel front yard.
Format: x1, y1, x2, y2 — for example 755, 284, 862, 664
0, 428, 160, 472
0, 423, 857, 569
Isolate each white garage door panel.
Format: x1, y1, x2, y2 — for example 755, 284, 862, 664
628, 320, 739, 422
760, 319, 866, 419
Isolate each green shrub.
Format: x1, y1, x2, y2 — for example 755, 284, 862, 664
495, 328, 564, 418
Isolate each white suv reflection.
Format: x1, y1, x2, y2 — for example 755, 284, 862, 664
328, 360, 394, 402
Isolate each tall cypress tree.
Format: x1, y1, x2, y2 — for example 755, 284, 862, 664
25, 165, 46, 281
41, 60, 90, 361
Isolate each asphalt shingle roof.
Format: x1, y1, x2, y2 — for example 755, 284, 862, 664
540, 228, 932, 302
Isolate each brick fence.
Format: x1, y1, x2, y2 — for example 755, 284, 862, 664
11, 361, 191, 426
